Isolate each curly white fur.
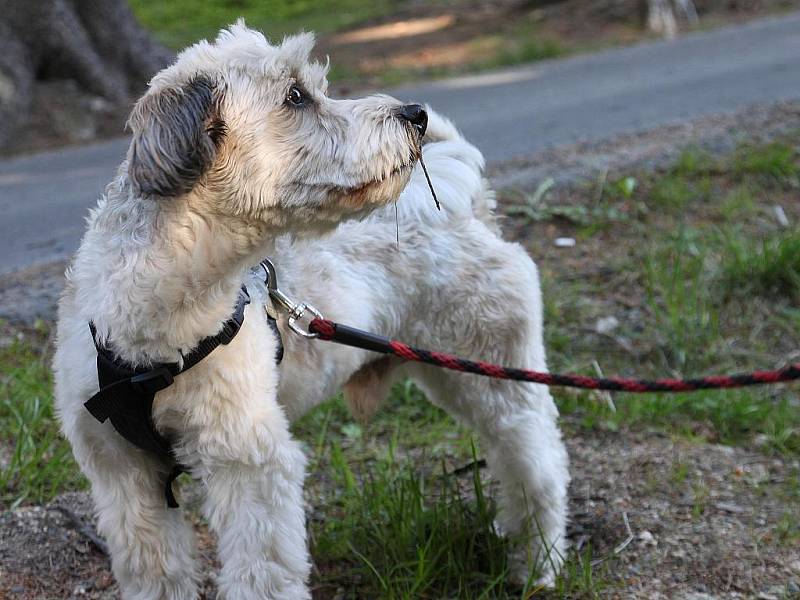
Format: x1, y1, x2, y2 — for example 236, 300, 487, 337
53, 22, 569, 599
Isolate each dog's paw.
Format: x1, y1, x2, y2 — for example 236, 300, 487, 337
505, 542, 562, 590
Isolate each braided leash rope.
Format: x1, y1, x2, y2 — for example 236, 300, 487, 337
308, 318, 800, 393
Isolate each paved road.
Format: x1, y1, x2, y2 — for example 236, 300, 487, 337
1, 11, 799, 274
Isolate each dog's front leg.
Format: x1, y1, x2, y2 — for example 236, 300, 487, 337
197, 421, 311, 600
65, 421, 200, 599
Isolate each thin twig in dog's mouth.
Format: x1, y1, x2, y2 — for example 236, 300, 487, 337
417, 149, 440, 211
395, 146, 440, 250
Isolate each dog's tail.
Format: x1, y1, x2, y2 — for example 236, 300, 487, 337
394, 108, 498, 231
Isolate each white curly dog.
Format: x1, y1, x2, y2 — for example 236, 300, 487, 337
53, 22, 569, 599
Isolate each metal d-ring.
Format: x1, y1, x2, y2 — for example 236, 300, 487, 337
258, 258, 322, 338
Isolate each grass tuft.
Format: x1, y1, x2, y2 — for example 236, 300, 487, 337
643, 227, 720, 372
0, 336, 84, 508
558, 389, 800, 455
672, 148, 719, 177
732, 142, 799, 181
718, 230, 800, 300
314, 444, 515, 598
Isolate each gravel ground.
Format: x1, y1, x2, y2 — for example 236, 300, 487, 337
568, 432, 800, 599
1, 432, 798, 599
0, 261, 68, 324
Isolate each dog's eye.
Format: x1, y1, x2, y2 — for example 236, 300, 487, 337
286, 85, 307, 107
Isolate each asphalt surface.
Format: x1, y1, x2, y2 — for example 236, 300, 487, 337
1, 11, 799, 275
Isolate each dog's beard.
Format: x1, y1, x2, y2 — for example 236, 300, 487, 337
332, 159, 415, 211
334, 130, 429, 212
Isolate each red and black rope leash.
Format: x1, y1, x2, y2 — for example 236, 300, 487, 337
308, 318, 800, 393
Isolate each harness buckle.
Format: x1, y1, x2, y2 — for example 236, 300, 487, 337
130, 368, 174, 395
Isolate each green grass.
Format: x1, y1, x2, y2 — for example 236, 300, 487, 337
671, 147, 719, 177
718, 184, 757, 220
302, 393, 603, 599
538, 138, 800, 457
643, 226, 721, 372
314, 444, 516, 598
470, 25, 563, 73
558, 389, 799, 455
130, 0, 397, 49
719, 229, 800, 300
732, 141, 800, 181
365, 29, 563, 90
0, 331, 84, 508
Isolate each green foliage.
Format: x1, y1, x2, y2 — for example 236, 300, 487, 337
544, 137, 800, 456
643, 227, 719, 372
672, 147, 718, 178
315, 446, 515, 598
613, 176, 638, 199
313, 438, 603, 598
718, 230, 800, 300
648, 173, 713, 212
475, 34, 563, 72
504, 178, 628, 228
732, 142, 799, 181
0, 337, 84, 508
129, 0, 395, 49
718, 185, 757, 220
558, 389, 800, 455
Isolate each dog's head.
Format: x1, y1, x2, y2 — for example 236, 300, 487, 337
126, 21, 426, 231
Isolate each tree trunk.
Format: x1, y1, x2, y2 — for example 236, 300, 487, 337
0, 0, 173, 150
643, 0, 699, 38
523, 0, 702, 37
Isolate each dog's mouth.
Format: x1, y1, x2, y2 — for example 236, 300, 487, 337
340, 143, 439, 211
328, 157, 416, 212
347, 158, 414, 194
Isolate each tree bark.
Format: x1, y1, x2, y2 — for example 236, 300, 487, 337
644, 0, 698, 38
0, 0, 173, 149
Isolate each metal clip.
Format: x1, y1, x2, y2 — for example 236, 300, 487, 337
258, 258, 323, 339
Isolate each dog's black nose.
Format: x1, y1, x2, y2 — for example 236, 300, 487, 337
396, 104, 428, 136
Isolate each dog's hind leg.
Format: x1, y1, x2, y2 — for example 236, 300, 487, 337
67, 421, 199, 599
480, 388, 570, 587
409, 364, 569, 585
403, 251, 569, 586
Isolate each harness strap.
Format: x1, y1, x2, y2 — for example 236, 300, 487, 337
84, 288, 252, 507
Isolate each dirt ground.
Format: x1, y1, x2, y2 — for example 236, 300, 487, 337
4, 0, 800, 157
1, 430, 798, 599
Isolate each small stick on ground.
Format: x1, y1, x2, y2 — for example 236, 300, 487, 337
52, 506, 109, 556
591, 510, 634, 567
452, 458, 488, 476
592, 360, 616, 413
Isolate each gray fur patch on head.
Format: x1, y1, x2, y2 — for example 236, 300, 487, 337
127, 76, 224, 198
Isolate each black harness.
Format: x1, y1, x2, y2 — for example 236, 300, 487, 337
84, 285, 283, 507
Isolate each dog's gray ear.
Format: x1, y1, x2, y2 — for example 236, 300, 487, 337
127, 76, 225, 198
